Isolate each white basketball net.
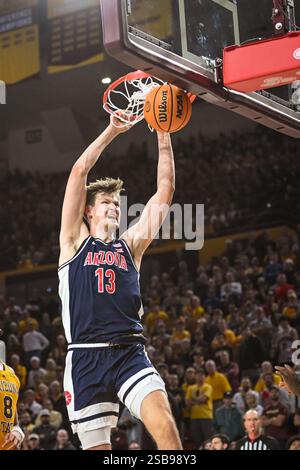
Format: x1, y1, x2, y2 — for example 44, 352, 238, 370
104, 74, 164, 128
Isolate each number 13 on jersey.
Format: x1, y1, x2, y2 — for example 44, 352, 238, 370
95, 268, 116, 294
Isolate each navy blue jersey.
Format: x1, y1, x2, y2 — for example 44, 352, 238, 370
58, 237, 144, 344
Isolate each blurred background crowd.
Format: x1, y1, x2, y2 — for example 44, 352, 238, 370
1, 127, 300, 271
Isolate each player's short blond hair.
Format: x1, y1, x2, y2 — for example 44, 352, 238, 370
86, 178, 124, 206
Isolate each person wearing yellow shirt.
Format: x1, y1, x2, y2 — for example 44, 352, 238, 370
186, 369, 213, 448
182, 367, 196, 421
282, 290, 299, 319
18, 313, 39, 335
205, 360, 231, 411
182, 296, 205, 318
144, 305, 169, 334
171, 319, 191, 344
255, 361, 281, 392
10, 354, 27, 390
216, 319, 236, 347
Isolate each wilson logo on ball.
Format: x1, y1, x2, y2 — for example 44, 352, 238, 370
158, 90, 168, 123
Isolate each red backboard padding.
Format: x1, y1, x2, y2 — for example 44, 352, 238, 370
223, 31, 300, 93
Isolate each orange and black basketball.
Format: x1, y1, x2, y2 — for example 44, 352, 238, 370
143, 83, 192, 133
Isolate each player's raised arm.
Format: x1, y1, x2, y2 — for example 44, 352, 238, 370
122, 132, 175, 268
60, 116, 132, 256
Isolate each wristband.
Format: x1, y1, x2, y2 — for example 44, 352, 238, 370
11, 425, 25, 443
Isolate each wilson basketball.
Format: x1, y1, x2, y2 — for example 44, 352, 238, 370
143, 83, 192, 133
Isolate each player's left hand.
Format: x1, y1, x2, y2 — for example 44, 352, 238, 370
1, 430, 23, 450
110, 111, 134, 134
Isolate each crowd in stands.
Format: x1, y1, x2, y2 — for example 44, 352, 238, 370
1, 225, 300, 450
1, 126, 300, 271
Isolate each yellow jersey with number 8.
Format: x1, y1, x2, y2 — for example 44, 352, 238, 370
0, 361, 20, 450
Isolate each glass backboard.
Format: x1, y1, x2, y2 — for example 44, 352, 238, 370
101, 0, 300, 138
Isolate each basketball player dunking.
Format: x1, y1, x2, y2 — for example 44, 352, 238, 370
58, 114, 182, 450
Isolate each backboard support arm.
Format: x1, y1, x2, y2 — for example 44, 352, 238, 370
272, 0, 296, 35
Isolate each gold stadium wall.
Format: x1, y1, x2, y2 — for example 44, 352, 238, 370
47, 0, 105, 74
0, 0, 40, 84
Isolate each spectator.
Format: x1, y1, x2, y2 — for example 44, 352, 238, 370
166, 374, 185, 416
182, 295, 205, 318
244, 392, 263, 416
220, 272, 242, 299
238, 327, 264, 384
43, 358, 58, 385
19, 309, 39, 335
255, 361, 281, 393
205, 360, 231, 411
211, 320, 236, 353
248, 307, 272, 356
202, 439, 212, 450
23, 321, 50, 365
210, 433, 230, 450
36, 383, 49, 404
118, 406, 142, 447
10, 353, 27, 389
214, 391, 243, 441
23, 388, 42, 418
171, 318, 191, 345
20, 411, 35, 434
145, 304, 169, 334
39, 312, 54, 340
265, 254, 283, 286
6, 322, 23, 358
282, 289, 299, 319
215, 350, 240, 392
186, 369, 213, 448
26, 433, 42, 450
261, 386, 289, 448
192, 351, 206, 370
52, 334, 67, 367
272, 317, 298, 364
53, 429, 76, 450
27, 356, 46, 389
274, 274, 294, 301
286, 435, 300, 450
32, 408, 57, 450
259, 372, 290, 408
49, 380, 69, 427
35, 398, 62, 430
234, 377, 260, 415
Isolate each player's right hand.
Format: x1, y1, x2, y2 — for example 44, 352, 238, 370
1, 431, 22, 450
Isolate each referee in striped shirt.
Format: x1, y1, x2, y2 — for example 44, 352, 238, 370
236, 410, 280, 450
